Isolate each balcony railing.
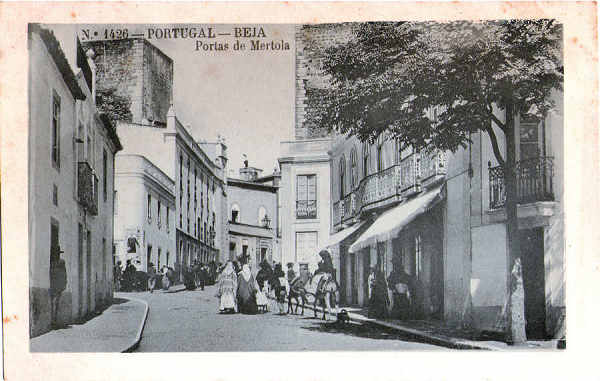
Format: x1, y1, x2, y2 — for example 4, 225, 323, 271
333, 147, 447, 228
78, 162, 98, 215
488, 156, 554, 210
296, 200, 317, 219
359, 164, 403, 212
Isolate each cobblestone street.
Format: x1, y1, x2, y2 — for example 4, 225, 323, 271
129, 285, 443, 351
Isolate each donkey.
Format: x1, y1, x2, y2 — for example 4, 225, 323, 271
288, 272, 339, 320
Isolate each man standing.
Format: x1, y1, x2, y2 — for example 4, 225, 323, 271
49, 245, 67, 328
147, 262, 157, 293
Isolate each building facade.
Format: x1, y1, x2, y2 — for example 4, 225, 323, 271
227, 163, 280, 269
29, 25, 121, 337
113, 155, 176, 272
85, 37, 229, 279
297, 23, 564, 340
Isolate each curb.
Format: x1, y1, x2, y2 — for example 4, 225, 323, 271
119, 296, 150, 353
275, 296, 501, 350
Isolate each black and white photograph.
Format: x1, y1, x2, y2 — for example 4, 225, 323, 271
1, 1, 598, 380
26, 19, 567, 353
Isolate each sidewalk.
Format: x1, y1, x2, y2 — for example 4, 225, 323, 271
281, 298, 559, 350
30, 295, 148, 352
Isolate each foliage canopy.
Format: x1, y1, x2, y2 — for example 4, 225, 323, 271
310, 20, 563, 165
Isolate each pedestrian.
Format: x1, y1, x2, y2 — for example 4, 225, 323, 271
122, 259, 136, 291
272, 263, 287, 314
368, 268, 389, 319
113, 260, 122, 292
199, 263, 208, 291
367, 266, 376, 300
147, 262, 157, 293
256, 260, 273, 290
49, 245, 67, 328
387, 258, 413, 320
216, 261, 237, 313
161, 265, 171, 290
286, 262, 296, 284
237, 264, 258, 314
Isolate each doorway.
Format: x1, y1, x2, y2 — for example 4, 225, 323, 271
520, 228, 547, 339
86, 230, 92, 315
350, 253, 357, 305
78, 224, 84, 317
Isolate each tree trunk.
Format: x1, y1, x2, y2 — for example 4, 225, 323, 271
504, 102, 527, 345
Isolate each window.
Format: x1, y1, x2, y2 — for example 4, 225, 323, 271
179, 154, 183, 206
147, 245, 152, 269
52, 92, 61, 169
519, 116, 544, 160
363, 143, 370, 178
414, 234, 422, 280
295, 232, 318, 263
114, 190, 118, 215
147, 194, 152, 223
339, 156, 346, 199
377, 135, 384, 172
296, 174, 317, 219
166, 207, 169, 232
157, 200, 162, 229
53, 184, 58, 206
231, 203, 240, 223
102, 149, 108, 202
350, 147, 358, 190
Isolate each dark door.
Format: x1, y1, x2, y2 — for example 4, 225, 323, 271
339, 246, 347, 304
364, 249, 371, 304
78, 224, 84, 317
520, 228, 547, 339
350, 253, 357, 305
86, 230, 92, 315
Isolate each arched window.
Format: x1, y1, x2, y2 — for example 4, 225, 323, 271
231, 203, 240, 223
377, 134, 385, 172
363, 143, 370, 178
350, 147, 358, 189
339, 156, 346, 199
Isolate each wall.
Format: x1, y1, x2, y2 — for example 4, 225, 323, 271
114, 155, 176, 272
83, 38, 173, 125
279, 141, 331, 274
227, 182, 277, 227
295, 24, 357, 140
29, 33, 79, 336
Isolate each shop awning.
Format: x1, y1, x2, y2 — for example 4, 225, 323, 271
318, 221, 366, 252
349, 185, 445, 253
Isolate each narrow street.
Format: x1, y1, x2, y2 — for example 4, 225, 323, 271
129, 285, 443, 351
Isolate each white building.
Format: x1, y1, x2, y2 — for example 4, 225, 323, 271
113, 155, 175, 273
28, 24, 121, 337
278, 138, 332, 277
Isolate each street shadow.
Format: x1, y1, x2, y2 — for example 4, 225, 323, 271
164, 288, 189, 294
301, 320, 435, 344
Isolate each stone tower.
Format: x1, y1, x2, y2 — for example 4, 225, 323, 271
82, 38, 173, 126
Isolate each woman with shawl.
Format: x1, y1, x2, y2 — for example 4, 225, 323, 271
237, 264, 259, 314
216, 261, 237, 314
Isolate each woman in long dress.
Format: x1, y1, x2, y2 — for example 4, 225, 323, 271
216, 261, 237, 313
237, 264, 259, 314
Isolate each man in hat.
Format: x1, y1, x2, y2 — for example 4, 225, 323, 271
49, 245, 67, 328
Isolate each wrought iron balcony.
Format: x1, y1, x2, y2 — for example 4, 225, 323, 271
359, 164, 403, 213
488, 156, 554, 210
296, 200, 317, 219
420, 149, 447, 186
78, 162, 98, 215
332, 147, 447, 228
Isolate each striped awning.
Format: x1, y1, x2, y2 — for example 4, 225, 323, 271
349, 185, 445, 253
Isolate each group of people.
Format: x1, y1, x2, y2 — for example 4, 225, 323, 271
215, 260, 288, 315
367, 257, 422, 320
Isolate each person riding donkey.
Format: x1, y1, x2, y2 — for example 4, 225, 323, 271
314, 249, 339, 292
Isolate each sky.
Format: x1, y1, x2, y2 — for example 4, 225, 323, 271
77, 24, 296, 177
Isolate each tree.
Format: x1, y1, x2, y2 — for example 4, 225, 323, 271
312, 20, 562, 344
